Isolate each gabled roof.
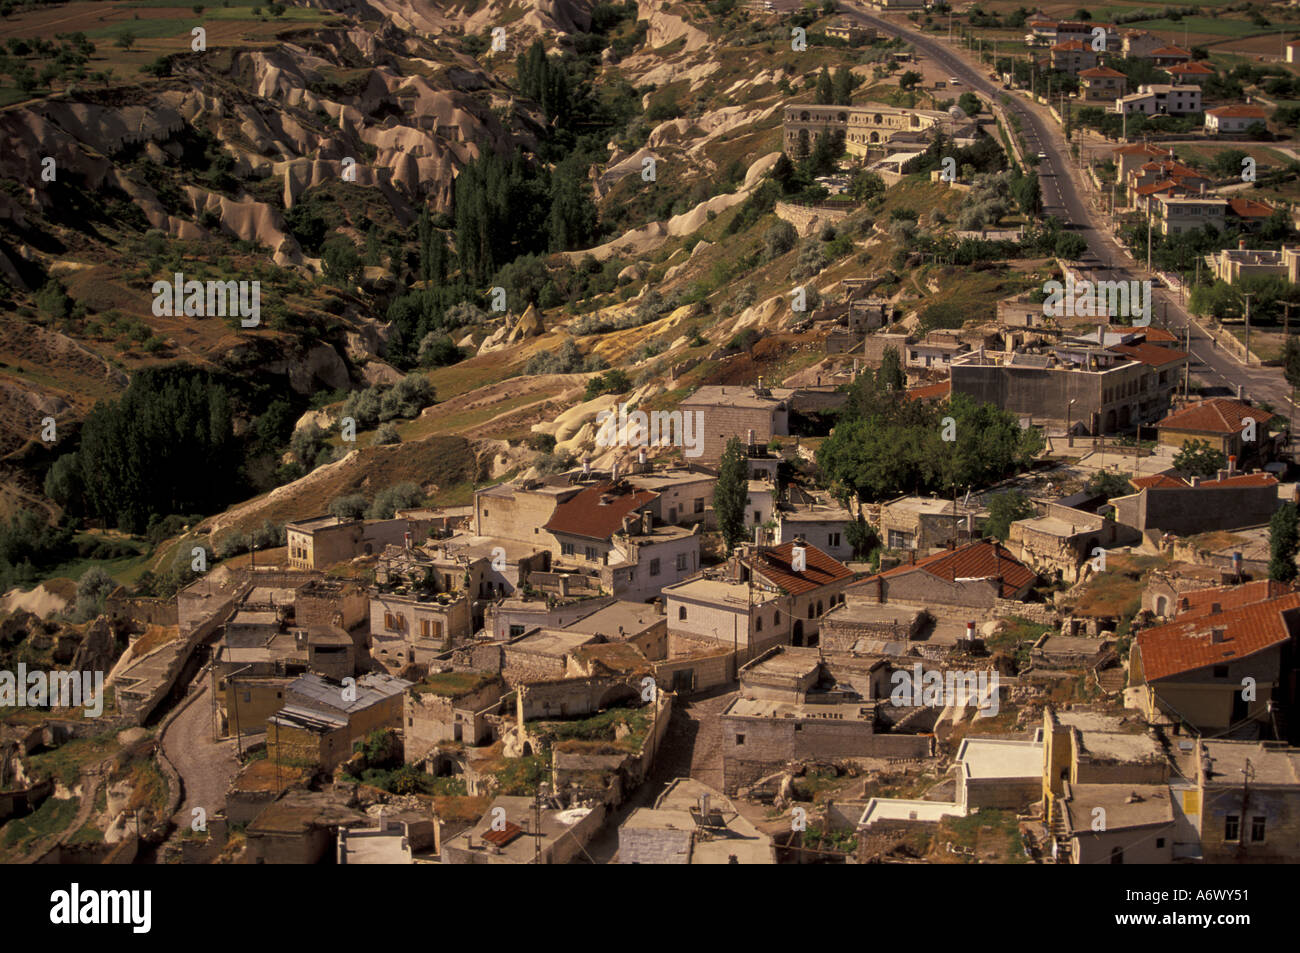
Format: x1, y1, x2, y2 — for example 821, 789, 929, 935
1137, 592, 1300, 681
744, 541, 854, 596
1158, 397, 1277, 435
1130, 473, 1189, 490
1206, 104, 1268, 119
1175, 579, 1293, 619
1052, 39, 1092, 52
1167, 61, 1214, 74
1107, 342, 1188, 366
1150, 45, 1192, 57
867, 540, 1036, 599
1114, 142, 1173, 158
1228, 197, 1275, 219
543, 481, 658, 541
1080, 66, 1126, 79
1130, 471, 1278, 490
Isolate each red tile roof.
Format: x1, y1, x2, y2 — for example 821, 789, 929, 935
1131, 473, 1189, 490
1167, 62, 1214, 74
1107, 342, 1188, 366
544, 482, 658, 541
1150, 46, 1192, 57
1115, 143, 1173, 157
1081, 66, 1126, 78
1228, 197, 1275, 219
1176, 579, 1293, 618
1158, 397, 1277, 435
1142, 328, 1178, 343
1052, 39, 1091, 52
905, 380, 950, 401
1137, 591, 1300, 681
869, 540, 1036, 599
745, 541, 854, 596
1206, 105, 1268, 119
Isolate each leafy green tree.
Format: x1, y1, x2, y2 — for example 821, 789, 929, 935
329, 494, 368, 520
368, 482, 423, 519
714, 437, 748, 552
844, 514, 879, 559
816, 66, 833, 104
898, 70, 923, 90
1269, 501, 1298, 582
832, 66, 853, 106
321, 234, 362, 286
1085, 470, 1133, 500
984, 490, 1034, 541
1173, 438, 1227, 479
876, 346, 905, 392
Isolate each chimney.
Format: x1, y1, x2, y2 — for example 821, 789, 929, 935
1239, 238, 1247, 250
637, 447, 647, 466
700, 793, 711, 818
611, 461, 619, 483
582, 456, 591, 476
965, 621, 976, 642
403, 532, 411, 550
747, 429, 756, 448
1191, 476, 1201, 488
1210, 626, 1226, 644
1228, 455, 1236, 473
641, 510, 653, 534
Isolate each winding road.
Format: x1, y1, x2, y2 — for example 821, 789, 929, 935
844, 3, 1300, 430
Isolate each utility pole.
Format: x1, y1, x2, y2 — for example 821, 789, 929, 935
1238, 758, 1254, 860
1146, 209, 1153, 273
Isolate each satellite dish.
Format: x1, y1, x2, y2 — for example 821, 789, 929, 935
948, 106, 966, 121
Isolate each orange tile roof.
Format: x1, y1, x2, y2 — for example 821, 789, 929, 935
1115, 143, 1172, 157
1150, 46, 1192, 57
1052, 39, 1091, 51
1206, 105, 1268, 119
1167, 62, 1214, 74
1081, 67, 1126, 78
1107, 342, 1188, 366
745, 541, 854, 596
1158, 397, 1277, 435
905, 380, 950, 401
1228, 197, 1274, 219
1142, 327, 1178, 343
1137, 591, 1300, 681
868, 540, 1036, 599
544, 482, 658, 540
1176, 580, 1293, 618
1131, 473, 1189, 490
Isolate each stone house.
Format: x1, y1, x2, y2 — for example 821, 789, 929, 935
403, 670, 505, 761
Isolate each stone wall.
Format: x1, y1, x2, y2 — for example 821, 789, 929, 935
517, 675, 643, 723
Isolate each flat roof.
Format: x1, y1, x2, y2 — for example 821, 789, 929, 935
566, 601, 665, 638
859, 798, 964, 827
956, 737, 1043, 780
726, 696, 874, 721
508, 628, 600, 657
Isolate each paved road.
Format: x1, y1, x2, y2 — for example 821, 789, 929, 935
843, 4, 1300, 429
160, 678, 240, 829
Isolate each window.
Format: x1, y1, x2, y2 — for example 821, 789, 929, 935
828, 532, 841, 548
1224, 814, 1240, 841
585, 546, 598, 561
384, 612, 405, 632
676, 553, 689, 571
755, 616, 763, 632
694, 498, 705, 513
1110, 846, 1123, 864
1155, 838, 1165, 848
561, 542, 575, 556
1251, 816, 1266, 842
735, 734, 745, 746
509, 624, 525, 638
650, 558, 661, 577
678, 606, 687, 621
1213, 665, 1229, 679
